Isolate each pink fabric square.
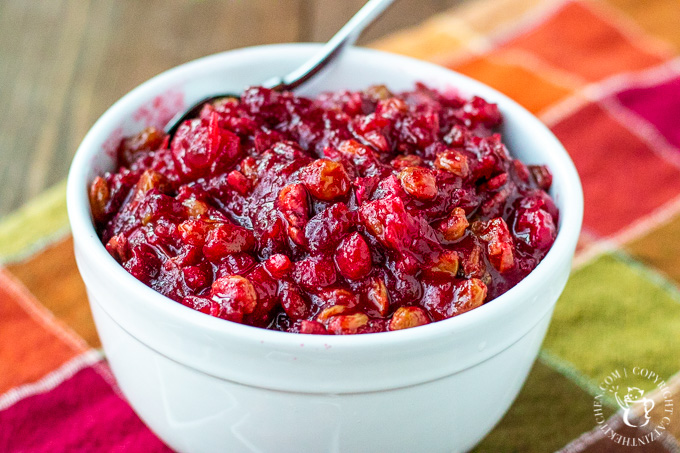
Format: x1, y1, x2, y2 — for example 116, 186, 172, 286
0, 365, 172, 452
617, 74, 680, 150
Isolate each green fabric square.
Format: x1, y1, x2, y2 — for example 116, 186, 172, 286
543, 253, 680, 393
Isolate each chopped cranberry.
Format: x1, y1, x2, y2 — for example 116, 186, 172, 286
365, 276, 389, 316
92, 84, 558, 333
182, 264, 212, 291
216, 253, 257, 278
529, 165, 553, 191
226, 170, 251, 195
292, 320, 328, 335
472, 218, 515, 273
360, 196, 415, 253
124, 243, 161, 284
300, 159, 351, 201
305, 203, 352, 253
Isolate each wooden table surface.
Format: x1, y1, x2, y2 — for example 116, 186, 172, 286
0, 0, 459, 217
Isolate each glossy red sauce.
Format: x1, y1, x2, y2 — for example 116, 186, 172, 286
89, 84, 558, 334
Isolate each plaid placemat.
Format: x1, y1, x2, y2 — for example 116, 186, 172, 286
2, 0, 680, 451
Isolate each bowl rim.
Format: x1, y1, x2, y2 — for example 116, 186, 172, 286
67, 43, 584, 353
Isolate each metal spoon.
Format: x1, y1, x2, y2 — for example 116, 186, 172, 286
164, 0, 396, 137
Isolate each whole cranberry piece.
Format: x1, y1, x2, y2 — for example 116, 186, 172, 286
279, 281, 309, 320
335, 232, 372, 280
181, 295, 223, 318
171, 116, 239, 178
264, 254, 292, 279
182, 264, 211, 291
513, 208, 556, 250
291, 255, 337, 291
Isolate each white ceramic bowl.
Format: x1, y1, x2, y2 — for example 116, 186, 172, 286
67, 44, 583, 453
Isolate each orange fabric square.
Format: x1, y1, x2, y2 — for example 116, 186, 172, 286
449, 55, 572, 114
454, 0, 545, 36
503, 1, 665, 82
371, 16, 475, 63
550, 102, 680, 237
0, 268, 82, 394
7, 237, 98, 348
604, 0, 680, 51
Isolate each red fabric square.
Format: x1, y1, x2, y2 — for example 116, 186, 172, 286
550, 102, 680, 236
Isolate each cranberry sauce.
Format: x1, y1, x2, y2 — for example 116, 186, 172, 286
89, 84, 558, 334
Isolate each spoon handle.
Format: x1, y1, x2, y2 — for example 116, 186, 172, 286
263, 0, 396, 91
